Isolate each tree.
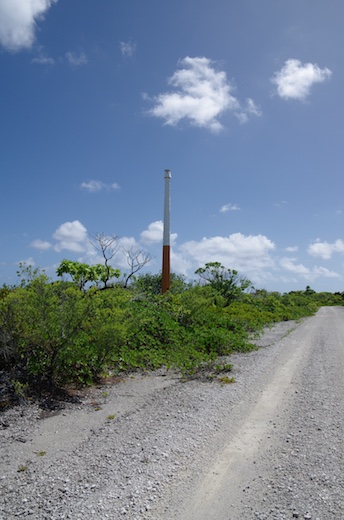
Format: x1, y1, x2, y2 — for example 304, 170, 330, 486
89, 233, 153, 289
131, 272, 190, 295
195, 262, 253, 304
56, 260, 120, 291
89, 233, 120, 289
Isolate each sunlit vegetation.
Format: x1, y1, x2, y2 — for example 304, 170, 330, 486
1, 261, 343, 397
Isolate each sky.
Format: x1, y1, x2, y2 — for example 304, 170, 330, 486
1, 0, 344, 293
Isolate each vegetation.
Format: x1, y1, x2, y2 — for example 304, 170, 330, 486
1, 259, 343, 400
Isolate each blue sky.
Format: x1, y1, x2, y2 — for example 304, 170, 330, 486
1, 0, 343, 292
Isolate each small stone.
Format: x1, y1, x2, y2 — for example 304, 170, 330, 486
16, 436, 27, 443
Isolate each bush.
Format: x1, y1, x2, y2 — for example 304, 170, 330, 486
1, 261, 336, 394
0, 274, 130, 386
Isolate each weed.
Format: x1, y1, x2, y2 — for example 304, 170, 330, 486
11, 380, 28, 402
218, 376, 235, 384
213, 363, 233, 373
17, 465, 28, 472
36, 451, 46, 457
107, 414, 115, 420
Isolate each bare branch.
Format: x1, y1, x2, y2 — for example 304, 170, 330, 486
122, 247, 154, 288
89, 233, 120, 288
89, 232, 119, 262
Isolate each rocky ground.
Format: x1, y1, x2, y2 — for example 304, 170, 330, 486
1, 308, 343, 519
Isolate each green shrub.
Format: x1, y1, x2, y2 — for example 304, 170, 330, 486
2, 261, 337, 393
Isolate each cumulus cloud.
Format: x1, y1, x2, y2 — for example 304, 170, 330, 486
0, 0, 57, 52
80, 180, 120, 192
271, 59, 332, 101
170, 249, 193, 275
308, 239, 344, 260
140, 220, 177, 245
29, 219, 343, 289
140, 221, 163, 244
147, 56, 260, 132
220, 203, 240, 213
52, 220, 88, 252
65, 51, 88, 67
119, 40, 136, 57
312, 266, 340, 278
180, 232, 275, 276
280, 257, 340, 280
280, 257, 309, 275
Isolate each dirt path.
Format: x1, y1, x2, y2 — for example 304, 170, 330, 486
150, 307, 344, 520
1, 308, 344, 519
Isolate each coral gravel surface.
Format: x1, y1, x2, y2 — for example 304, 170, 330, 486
1, 307, 344, 519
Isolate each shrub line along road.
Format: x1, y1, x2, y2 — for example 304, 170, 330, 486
1, 307, 344, 519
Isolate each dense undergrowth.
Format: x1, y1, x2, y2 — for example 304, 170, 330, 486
0, 262, 343, 400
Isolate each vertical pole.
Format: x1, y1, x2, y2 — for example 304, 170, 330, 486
162, 169, 171, 294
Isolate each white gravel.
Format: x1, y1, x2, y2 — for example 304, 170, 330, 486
1, 307, 344, 519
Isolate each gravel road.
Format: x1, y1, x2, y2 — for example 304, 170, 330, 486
1, 307, 343, 519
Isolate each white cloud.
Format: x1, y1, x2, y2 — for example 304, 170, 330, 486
274, 200, 288, 208
147, 56, 260, 132
31, 47, 54, 65
220, 203, 240, 213
271, 59, 332, 101
180, 232, 275, 276
119, 40, 136, 57
280, 256, 340, 281
0, 0, 57, 52
53, 220, 88, 252
236, 98, 262, 124
80, 180, 120, 192
312, 266, 340, 278
140, 220, 178, 245
65, 51, 88, 67
31, 239, 52, 250
17, 256, 36, 267
31, 55, 54, 65
245, 98, 262, 116
308, 239, 344, 260
280, 257, 309, 275
82, 235, 140, 270
285, 246, 298, 253
118, 236, 137, 250
28, 220, 343, 289
140, 221, 163, 244
170, 249, 193, 275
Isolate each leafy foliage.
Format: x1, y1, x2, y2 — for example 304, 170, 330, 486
195, 262, 253, 304
57, 259, 120, 291
1, 261, 342, 396
131, 272, 191, 296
